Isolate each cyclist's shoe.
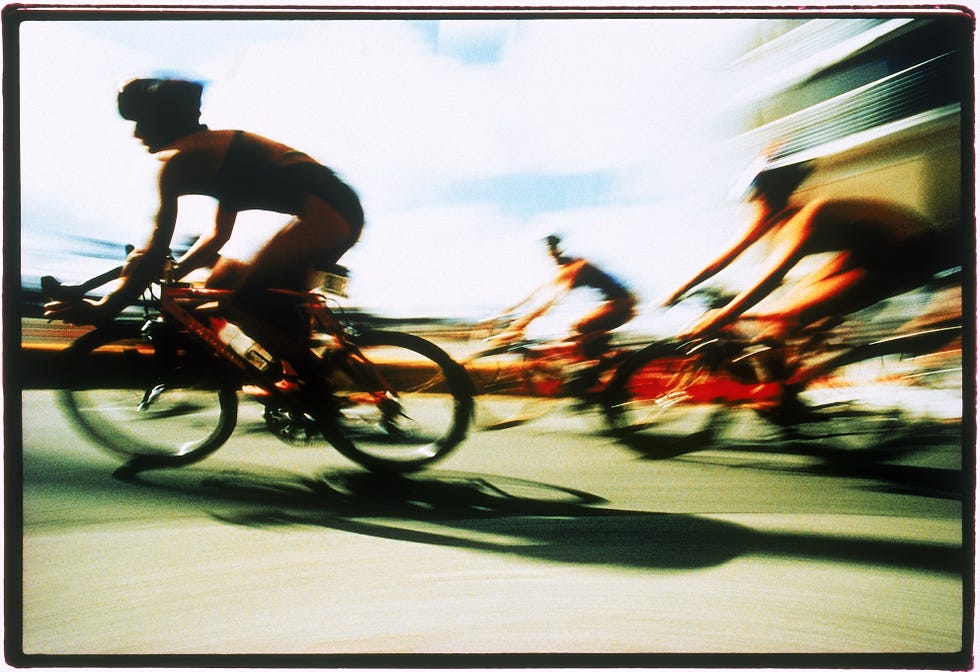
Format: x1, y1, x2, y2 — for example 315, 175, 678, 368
752, 386, 817, 426
264, 407, 320, 443
567, 365, 615, 412
563, 357, 609, 398
378, 393, 409, 436
263, 392, 343, 444
570, 392, 599, 412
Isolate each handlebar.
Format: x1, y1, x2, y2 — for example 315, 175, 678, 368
40, 243, 139, 302
41, 266, 124, 302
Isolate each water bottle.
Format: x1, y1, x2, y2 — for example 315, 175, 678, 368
212, 318, 276, 372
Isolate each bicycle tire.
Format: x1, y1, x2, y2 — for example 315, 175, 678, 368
797, 326, 962, 386
783, 326, 963, 431
601, 340, 699, 434
61, 322, 239, 470
316, 330, 474, 472
466, 344, 560, 430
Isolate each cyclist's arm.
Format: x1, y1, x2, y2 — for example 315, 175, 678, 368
44, 161, 186, 324
98, 190, 177, 316
510, 290, 563, 331
665, 214, 773, 306
508, 271, 574, 331
172, 205, 236, 278
66, 169, 178, 323
499, 279, 550, 315
685, 234, 804, 336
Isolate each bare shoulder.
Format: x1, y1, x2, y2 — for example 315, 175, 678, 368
556, 258, 587, 282
158, 129, 234, 192
169, 128, 236, 155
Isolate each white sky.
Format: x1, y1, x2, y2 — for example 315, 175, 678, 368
18, 14, 769, 329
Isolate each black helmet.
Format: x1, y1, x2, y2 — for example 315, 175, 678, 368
747, 161, 813, 205
544, 234, 562, 250
117, 78, 203, 122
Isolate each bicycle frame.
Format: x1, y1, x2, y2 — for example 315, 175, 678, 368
155, 282, 395, 398
156, 284, 250, 374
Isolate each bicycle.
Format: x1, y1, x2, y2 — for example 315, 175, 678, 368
463, 318, 645, 430
42, 258, 474, 474
602, 283, 964, 449
466, 275, 963, 449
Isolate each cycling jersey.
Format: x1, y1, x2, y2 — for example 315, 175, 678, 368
569, 259, 633, 301
214, 130, 364, 231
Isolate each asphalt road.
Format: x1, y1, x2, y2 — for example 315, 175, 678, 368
13, 389, 970, 666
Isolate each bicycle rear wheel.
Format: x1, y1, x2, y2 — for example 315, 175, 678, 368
318, 330, 474, 472
61, 322, 239, 470
779, 326, 964, 447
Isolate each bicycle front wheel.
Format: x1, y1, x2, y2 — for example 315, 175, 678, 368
61, 323, 239, 470
465, 344, 565, 430
320, 330, 474, 472
602, 341, 721, 435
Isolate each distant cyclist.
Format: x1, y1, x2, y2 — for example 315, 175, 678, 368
494, 234, 638, 360
43, 77, 364, 388
666, 158, 960, 342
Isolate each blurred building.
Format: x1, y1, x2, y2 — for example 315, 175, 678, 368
727, 14, 971, 230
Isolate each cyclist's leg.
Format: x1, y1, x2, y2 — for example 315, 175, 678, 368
206, 257, 249, 290
572, 299, 635, 357
565, 300, 635, 398
216, 196, 361, 398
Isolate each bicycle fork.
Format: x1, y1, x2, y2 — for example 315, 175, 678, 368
136, 318, 181, 413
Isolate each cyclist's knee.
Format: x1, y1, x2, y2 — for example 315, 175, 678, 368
205, 258, 248, 289
219, 283, 306, 344
577, 331, 611, 359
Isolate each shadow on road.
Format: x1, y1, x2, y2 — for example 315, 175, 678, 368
114, 465, 963, 576
614, 413, 965, 500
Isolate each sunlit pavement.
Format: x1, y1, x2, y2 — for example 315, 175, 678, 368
15, 389, 967, 662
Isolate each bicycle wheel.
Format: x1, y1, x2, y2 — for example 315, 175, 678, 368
601, 341, 693, 432
61, 322, 239, 470
781, 326, 964, 444
466, 344, 561, 430
799, 327, 962, 399
317, 330, 474, 472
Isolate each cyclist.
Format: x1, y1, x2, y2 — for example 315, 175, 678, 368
665, 159, 960, 342
43, 77, 364, 394
493, 235, 637, 393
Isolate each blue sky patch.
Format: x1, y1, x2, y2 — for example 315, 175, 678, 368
448, 172, 612, 218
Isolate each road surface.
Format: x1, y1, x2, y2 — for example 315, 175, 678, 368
13, 388, 969, 665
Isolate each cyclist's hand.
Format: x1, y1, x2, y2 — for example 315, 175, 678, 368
475, 313, 514, 340
489, 327, 525, 344
43, 298, 109, 325
477, 312, 512, 328
120, 248, 146, 278
164, 258, 184, 283
678, 309, 720, 341
663, 289, 690, 308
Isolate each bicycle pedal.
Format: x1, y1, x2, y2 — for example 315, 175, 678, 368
138, 384, 166, 411
264, 407, 324, 445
